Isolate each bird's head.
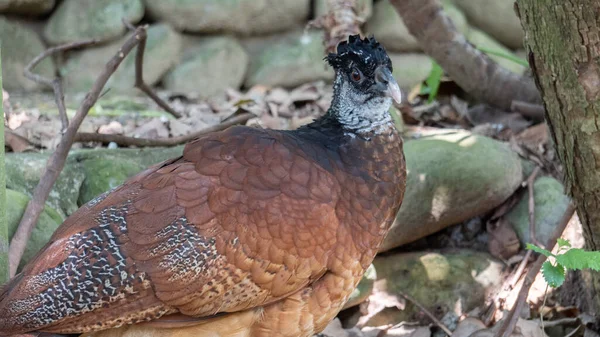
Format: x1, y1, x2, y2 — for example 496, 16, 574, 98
326, 35, 402, 134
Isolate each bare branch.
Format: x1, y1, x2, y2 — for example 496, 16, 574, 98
494, 203, 576, 337
8, 28, 146, 276
132, 24, 182, 119
309, 0, 362, 53
74, 112, 254, 147
511, 100, 545, 122
388, 0, 541, 110
398, 291, 453, 336
527, 166, 544, 248
24, 39, 98, 132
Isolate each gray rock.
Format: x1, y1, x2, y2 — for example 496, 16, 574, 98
366, 250, 503, 326
381, 130, 523, 251
245, 30, 333, 88
505, 177, 571, 246
0, 0, 55, 16
366, 0, 469, 52
5, 151, 84, 218
6, 189, 63, 271
62, 24, 182, 93
452, 0, 524, 49
163, 36, 248, 98
44, 0, 144, 45
389, 53, 433, 90
0, 17, 55, 91
144, 0, 309, 36
315, 0, 372, 20
466, 28, 526, 74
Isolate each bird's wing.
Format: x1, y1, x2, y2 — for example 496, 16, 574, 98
0, 126, 342, 335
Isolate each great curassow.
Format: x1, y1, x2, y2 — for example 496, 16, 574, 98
0, 35, 406, 337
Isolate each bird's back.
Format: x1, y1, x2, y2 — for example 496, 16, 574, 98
0, 123, 405, 336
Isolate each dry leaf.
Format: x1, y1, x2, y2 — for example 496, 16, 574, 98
487, 218, 521, 260
131, 119, 169, 139
4, 129, 34, 152
358, 279, 406, 327
98, 121, 124, 135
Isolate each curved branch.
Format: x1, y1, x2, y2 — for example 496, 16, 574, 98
389, 0, 541, 110
74, 112, 254, 147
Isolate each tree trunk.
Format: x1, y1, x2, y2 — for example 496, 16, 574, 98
0, 51, 8, 284
518, 0, 600, 317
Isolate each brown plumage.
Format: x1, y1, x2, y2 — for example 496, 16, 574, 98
0, 35, 406, 337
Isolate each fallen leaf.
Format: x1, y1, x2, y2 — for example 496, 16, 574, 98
98, 121, 124, 135
131, 118, 169, 139
4, 129, 34, 152
487, 218, 521, 260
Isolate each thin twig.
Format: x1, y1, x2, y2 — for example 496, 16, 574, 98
131, 24, 182, 119
8, 28, 146, 277
494, 203, 576, 337
527, 166, 544, 248
398, 291, 453, 336
74, 112, 254, 147
24, 39, 98, 133
509, 250, 533, 288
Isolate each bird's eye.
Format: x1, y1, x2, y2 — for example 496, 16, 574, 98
351, 68, 362, 82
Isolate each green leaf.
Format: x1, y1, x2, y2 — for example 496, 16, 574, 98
425, 61, 443, 103
556, 248, 600, 271
541, 261, 565, 288
526, 243, 554, 257
557, 238, 572, 248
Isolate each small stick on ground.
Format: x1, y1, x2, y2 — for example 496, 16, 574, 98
494, 203, 576, 337
74, 112, 254, 147
24, 39, 98, 133
8, 27, 146, 277
398, 291, 453, 336
511, 100, 545, 123
123, 20, 182, 119
527, 166, 544, 248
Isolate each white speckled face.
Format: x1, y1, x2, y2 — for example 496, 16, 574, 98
326, 35, 402, 137
331, 73, 393, 136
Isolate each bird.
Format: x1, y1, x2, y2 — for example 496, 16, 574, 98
0, 34, 406, 337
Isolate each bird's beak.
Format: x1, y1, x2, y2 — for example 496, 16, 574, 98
375, 66, 403, 104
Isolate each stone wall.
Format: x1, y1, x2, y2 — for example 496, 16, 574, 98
0, 0, 525, 96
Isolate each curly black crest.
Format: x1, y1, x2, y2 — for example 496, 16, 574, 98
326, 35, 393, 73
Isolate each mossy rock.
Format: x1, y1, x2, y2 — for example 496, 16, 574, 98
389, 53, 433, 90
505, 177, 571, 246
452, 0, 524, 49
62, 24, 182, 93
5, 151, 85, 218
0, 17, 55, 91
466, 28, 527, 74
0, 0, 55, 16
72, 146, 184, 205
164, 37, 247, 98
381, 130, 523, 251
366, 0, 469, 52
144, 0, 309, 36
44, 0, 144, 45
6, 189, 63, 271
245, 30, 333, 88
367, 250, 504, 326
